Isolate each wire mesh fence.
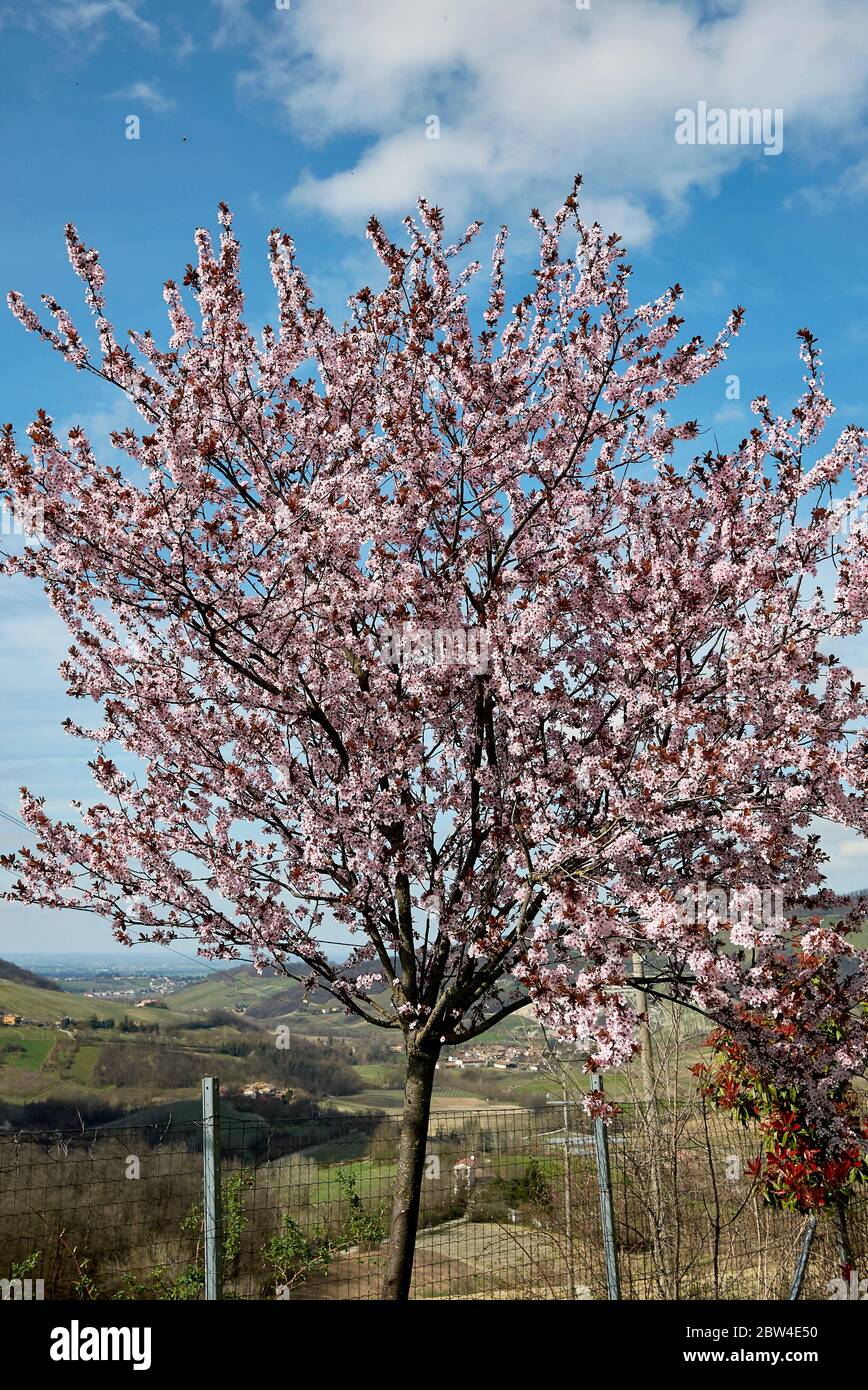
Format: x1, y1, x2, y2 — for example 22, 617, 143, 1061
0, 1099, 864, 1300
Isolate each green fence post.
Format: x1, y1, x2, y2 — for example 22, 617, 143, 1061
202, 1077, 223, 1301
591, 1072, 621, 1300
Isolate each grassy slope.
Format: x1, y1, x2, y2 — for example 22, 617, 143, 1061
167, 968, 385, 1040
166, 967, 294, 1013
0, 1026, 55, 1070
0, 977, 192, 1027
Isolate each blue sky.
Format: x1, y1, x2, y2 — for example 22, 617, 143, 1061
1, 0, 867, 953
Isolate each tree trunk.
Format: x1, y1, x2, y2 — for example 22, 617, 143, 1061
381, 1039, 440, 1300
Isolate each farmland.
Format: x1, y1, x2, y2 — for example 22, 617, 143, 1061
0, 957, 543, 1123
0, 949, 784, 1125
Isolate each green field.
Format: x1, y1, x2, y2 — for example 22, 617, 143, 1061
352, 1063, 388, 1084
167, 969, 292, 1013
0, 1027, 55, 1071
301, 1157, 396, 1205
66, 1043, 102, 1083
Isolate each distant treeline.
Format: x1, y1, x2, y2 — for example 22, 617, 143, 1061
826, 888, 868, 909
92, 1033, 362, 1096
165, 1009, 255, 1032
87, 1015, 160, 1032
0, 1080, 362, 1137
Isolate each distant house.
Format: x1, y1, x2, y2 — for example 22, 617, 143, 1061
241, 1081, 284, 1099
452, 1154, 493, 1193
0, 1013, 21, 1026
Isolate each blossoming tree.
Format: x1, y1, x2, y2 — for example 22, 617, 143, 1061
3, 180, 868, 1298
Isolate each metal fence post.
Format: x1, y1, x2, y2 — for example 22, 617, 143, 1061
788, 1215, 818, 1301
202, 1076, 223, 1301
562, 1096, 577, 1297
833, 1199, 852, 1275
591, 1072, 621, 1300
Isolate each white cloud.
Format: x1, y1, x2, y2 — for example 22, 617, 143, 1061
173, 32, 196, 62
835, 838, 868, 862
712, 403, 747, 425
55, 399, 144, 462
222, 0, 868, 242
107, 80, 175, 114
787, 155, 868, 216
0, 0, 158, 46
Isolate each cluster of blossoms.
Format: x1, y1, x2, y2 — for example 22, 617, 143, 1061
379, 622, 490, 675
673, 882, 785, 940
1, 495, 44, 538
1, 181, 867, 1156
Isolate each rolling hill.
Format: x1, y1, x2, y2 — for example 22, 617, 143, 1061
166, 964, 301, 1015
0, 976, 192, 1027
0, 956, 61, 991
167, 962, 389, 1033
